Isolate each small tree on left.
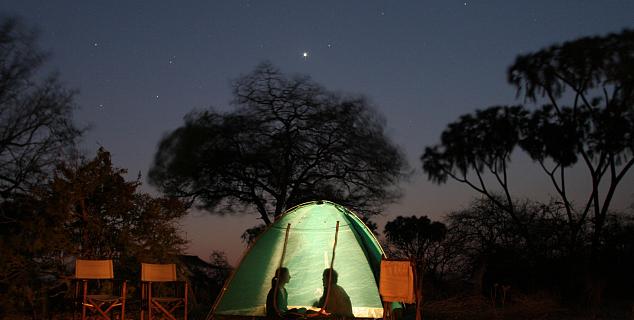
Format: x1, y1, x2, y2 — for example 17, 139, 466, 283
0, 16, 82, 318
0, 148, 188, 317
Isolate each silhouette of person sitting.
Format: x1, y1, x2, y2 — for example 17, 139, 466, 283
266, 267, 306, 319
267, 267, 290, 318
315, 268, 354, 318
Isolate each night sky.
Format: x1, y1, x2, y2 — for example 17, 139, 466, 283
4, 1, 634, 264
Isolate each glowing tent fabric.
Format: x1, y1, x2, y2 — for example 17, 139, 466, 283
211, 201, 385, 319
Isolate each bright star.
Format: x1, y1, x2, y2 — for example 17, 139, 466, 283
303, 52, 309, 59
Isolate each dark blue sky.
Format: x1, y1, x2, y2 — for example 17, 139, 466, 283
4, 1, 633, 263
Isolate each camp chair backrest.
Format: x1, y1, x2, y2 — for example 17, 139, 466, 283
141, 263, 187, 319
73, 259, 126, 320
379, 260, 415, 303
76, 259, 114, 279
141, 263, 177, 282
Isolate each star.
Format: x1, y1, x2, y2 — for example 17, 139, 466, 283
302, 52, 309, 60
327, 43, 333, 49
463, 2, 468, 6
93, 42, 99, 47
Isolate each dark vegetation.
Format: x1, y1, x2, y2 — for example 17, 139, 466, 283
388, 29, 634, 319
384, 200, 634, 319
148, 61, 409, 235
0, 18, 229, 319
1, 15, 633, 319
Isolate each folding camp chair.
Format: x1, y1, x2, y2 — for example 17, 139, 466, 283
379, 260, 415, 320
141, 263, 188, 320
74, 259, 127, 320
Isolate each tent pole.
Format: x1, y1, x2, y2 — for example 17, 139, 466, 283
279, 223, 292, 270
320, 221, 340, 313
330, 221, 340, 268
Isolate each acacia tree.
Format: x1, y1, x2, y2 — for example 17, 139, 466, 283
383, 215, 448, 277
0, 17, 82, 203
421, 30, 634, 254
149, 62, 408, 225
510, 30, 634, 253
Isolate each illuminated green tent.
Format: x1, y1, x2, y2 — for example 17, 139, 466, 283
210, 201, 385, 319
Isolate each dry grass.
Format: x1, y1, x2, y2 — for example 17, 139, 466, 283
423, 295, 494, 320
420, 292, 632, 320
3, 294, 633, 319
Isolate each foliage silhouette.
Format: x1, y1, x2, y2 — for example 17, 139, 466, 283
421, 29, 634, 309
0, 148, 188, 317
384, 215, 448, 280
0, 17, 82, 202
421, 29, 634, 255
149, 62, 408, 224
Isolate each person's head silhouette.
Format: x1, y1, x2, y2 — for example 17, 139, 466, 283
322, 268, 338, 287
318, 268, 353, 317
272, 267, 290, 287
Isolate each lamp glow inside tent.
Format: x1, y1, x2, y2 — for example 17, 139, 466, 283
210, 201, 385, 319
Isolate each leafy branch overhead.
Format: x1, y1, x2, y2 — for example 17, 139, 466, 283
149, 62, 408, 224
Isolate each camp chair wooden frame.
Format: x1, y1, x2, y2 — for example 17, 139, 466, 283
141, 263, 188, 320
74, 259, 126, 320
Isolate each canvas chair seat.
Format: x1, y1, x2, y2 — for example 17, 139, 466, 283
85, 294, 124, 302
152, 297, 185, 302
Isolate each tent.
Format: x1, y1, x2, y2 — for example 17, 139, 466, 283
210, 200, 386, 319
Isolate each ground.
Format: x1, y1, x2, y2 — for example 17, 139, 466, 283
419, 294, 634, 320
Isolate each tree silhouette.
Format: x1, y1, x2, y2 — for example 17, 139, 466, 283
509, 29, 634, 253
421, 106, 529, 237
421, 30, 634, 254
383, 215, 447, 276
149, 62, 408, 224
47, 148, 188, 260
0, 148, 188, 317
0, 17, 82, 203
